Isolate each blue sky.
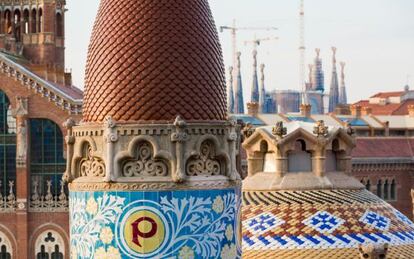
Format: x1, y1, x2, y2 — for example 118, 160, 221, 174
66, 0, 414, 103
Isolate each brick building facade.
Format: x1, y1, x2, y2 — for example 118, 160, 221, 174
0, 1, 82, 258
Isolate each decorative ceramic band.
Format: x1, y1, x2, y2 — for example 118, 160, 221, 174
69, 180, 241, 192
70, 188, 242, 259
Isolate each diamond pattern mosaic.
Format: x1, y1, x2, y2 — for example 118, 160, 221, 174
359, 211, 390, 231
244, 212, 285, 235
395, 210, 414, 227
242, 189, 414, 258
303, 211, 344, 234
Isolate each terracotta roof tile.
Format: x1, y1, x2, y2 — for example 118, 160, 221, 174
352, 138, 414, 157
370, 91, 403, 98
83, 0, 227, 122
352, 99, 414, 115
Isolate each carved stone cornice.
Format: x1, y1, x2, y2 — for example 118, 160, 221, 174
69, 180, 241, 192
67, 119, 242, 189
352, 159, 414, 172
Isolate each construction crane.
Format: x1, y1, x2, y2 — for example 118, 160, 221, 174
220, 20, 278, 88
244, 36, 279, 51
299, 0, 307, 104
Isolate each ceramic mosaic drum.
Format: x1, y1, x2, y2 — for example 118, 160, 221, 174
70, 187, 241, 258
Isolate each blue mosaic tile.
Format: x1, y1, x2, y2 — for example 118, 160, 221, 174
303, 211, 344, 234
70, 188, 241, 259
360, 211, 391, 231
244, 212, 285, 235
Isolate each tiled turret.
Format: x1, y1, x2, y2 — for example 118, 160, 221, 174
66, 0, 241, 258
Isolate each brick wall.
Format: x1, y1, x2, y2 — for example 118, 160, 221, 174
352, 169, 414, 219
0, 73, 80, 258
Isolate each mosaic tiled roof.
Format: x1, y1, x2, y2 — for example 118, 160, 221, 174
242, 189, 414, 258
83, 0, 227, 123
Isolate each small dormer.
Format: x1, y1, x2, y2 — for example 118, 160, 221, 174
242, 120, 363, 190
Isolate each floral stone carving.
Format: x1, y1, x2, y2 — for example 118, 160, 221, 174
272, 121, 287, 138
79, 144, 105, 177
123, 142, 168, 177
313, 120, 329, 137
187, 141, 222, 176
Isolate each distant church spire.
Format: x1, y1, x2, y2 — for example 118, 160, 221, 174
339, 62, 348, 105
259, 64, 266, 113
307, 64, 314, 91
234, 52, 245, 114
312, 48, 325, 92
227, 66, 235, 113
328, 47, 340, 112
250, 50, 259, 103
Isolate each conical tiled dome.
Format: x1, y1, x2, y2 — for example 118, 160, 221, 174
83, 0, 227, 123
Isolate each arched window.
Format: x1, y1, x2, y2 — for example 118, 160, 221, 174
56, 13, 63, 37
38, 8, 43, 33
30, 119, 65, 201
0, 231, 13, 258
377, 180, 382, 198
0, 91, 16, 205
13, 9, 21, 41
23, 9, 30, 34
288, 139, 312, 172
390, 179, 396, 200
366, 179, 371, 191
35, 231, 65, 259
261, 140, 275, 173
4, 10, 11, 34
0, 245, 11, 259
383, 180, 389, 200
31, 9, 37, 33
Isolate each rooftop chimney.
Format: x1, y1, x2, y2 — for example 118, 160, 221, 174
408, 105, 414, 117
247, 102, 259, 117
350, 105, 362, 117
361, 107, 372, 116
300, 104, 311, 117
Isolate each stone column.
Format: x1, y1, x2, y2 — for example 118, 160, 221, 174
338, 154, 353, 175
14, 97, 29, 259
247, 154, 262, 177
312, 146, 326, 177
171, 116, 188, 183
227, 119, 241, 180
104, 116, 118, 182
275, 156, 287, 178
63, 118, 75, 182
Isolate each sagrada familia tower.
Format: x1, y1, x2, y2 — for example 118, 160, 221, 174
65, 0, 241, 258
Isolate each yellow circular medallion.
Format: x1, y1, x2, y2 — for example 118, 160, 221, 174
123, 210, 166, 254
